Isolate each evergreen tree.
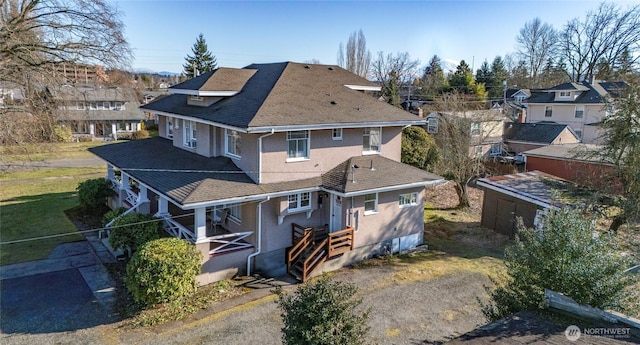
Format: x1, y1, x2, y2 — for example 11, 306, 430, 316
449, 60, 474, 93
475, 60, 493, 87
489, 56, 509, 99
419, 55, 447, 100
183, 33, 217, 78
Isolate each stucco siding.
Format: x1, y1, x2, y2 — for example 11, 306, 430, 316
527, 103, 605, 144
260, 127, 403, 184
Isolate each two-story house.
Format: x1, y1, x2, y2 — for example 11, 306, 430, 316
53, 85, 146, 140
525, 81, 627, 144
89, 62, 444, 284
425, 110, 506, 158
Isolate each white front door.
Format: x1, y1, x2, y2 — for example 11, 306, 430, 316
331, 195, 342, 232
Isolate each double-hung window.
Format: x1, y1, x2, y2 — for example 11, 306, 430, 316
225, 129, 241, 158
364, 193, 378, 214
288, 192, 311, 212
363, 127, 381, 154
470, 123, 481, 136
545, 106, 552, 117
575, 105, 584, 118
287, 130, 309, 160
332, 128, 343, 140
399, 192, 418, 207
427, 118, 438, 133
183, 120, 197, 148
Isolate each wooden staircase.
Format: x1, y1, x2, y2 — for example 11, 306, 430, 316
286, 224, 354, 282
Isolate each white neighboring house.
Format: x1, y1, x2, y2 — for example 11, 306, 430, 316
53, 84, 146, 140
525, 81, 627, 144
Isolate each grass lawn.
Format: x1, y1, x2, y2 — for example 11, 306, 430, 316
0, 141, 106, 162
0, 167, 104, 265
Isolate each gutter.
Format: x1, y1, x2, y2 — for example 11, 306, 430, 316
257, 129, 275, 184
247, 196, 270, 276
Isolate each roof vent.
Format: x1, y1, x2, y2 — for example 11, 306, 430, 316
304, 65, 310, 69
331, 100, 337, 105
328, 67, 334, 70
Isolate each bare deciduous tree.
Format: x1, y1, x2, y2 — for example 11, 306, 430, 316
560, 2, 640, 82
516, 17, 558, 85
370, 51, 419, 107
0, 0, 131, 146
337, 29, 371, 78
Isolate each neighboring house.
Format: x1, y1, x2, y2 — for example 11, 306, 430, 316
502, 122, 580, 155
0, 82, 25, 106
523, 143, 619, 193
426, 110, 506, 158
477, 171, 572, 236
525, 81, 627, 144
89, 62, 444, 284
53, 85, 146, 139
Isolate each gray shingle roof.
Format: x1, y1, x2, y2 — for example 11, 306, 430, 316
502, 122, 577, 144
141, 62, 422, 131
170, 68, 257, 92
322, 155, 443, 195
527, 81, 628, 104
90, 137, 443, 207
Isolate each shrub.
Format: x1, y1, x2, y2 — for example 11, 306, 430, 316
77, 178, 112, 212
131, 129, 149, 140
482, 208, 638, 321
52, 125, 73, 142
276, 275, 370, 345
103, 207, 127, 225
126, 238, 202, 307
108, 212, 161, 253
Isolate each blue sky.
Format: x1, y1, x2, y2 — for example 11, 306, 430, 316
112, 0, 635, 74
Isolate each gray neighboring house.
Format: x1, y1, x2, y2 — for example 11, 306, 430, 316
53, 84, 146, 139
90, 62, 444, 284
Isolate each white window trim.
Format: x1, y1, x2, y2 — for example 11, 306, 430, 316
286, 130, 310, 162
225, 129, 241, 159
363, 127, 382, 155
183, 120, 197, 148
427, 118, 438, 134
364, 193, 378, 215
288, 192, 311, 212
332, 128, 343, 140
399, 192, 419, 208
470, 123, 481, 136
216, 204, 241, 224
575, 105, 584, 118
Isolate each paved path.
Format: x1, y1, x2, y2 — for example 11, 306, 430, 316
0, 235, 119, 336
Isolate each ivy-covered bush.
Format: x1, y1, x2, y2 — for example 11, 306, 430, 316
126, 238, 202, 306
131, 129, 149, 140
108, 212, 161, 253
77, 178, 112, 212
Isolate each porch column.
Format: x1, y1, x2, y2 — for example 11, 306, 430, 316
118, 173, 130, 207
111, 123, 118, 140
106, 164, 115, 181
137, 185, 150, 214
89, 124, 95, 135
155, 196, 169, 217
194, 207, 208, 244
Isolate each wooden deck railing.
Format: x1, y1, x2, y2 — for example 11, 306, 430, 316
300, 238, 328, 282
286, 230, 313, 272
291, 223, 313, 244
327, 226, 354, 258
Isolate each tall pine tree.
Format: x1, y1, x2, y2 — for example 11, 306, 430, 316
183, 33, 217, 78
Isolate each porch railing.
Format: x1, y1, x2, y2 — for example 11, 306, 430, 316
207, 231, 253, 255
287, 229, 313, 272
292, 223, 313, 244
328, 226, 355, 258
299, 238, 328, 282
160, 215, 196, 242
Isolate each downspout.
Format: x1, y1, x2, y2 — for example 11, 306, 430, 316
247, 196, 270, 276
257, 129, 275, 184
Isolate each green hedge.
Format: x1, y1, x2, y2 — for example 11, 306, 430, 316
77, 178, 112, 212
108, 212, 161, 253
126, 238, 202, 307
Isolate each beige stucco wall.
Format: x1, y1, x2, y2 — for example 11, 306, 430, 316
260, 127, 403, 184
527, 103, 605, 144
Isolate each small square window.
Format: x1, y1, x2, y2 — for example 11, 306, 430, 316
288, 192, 311, 212
575, 106, 584, 118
